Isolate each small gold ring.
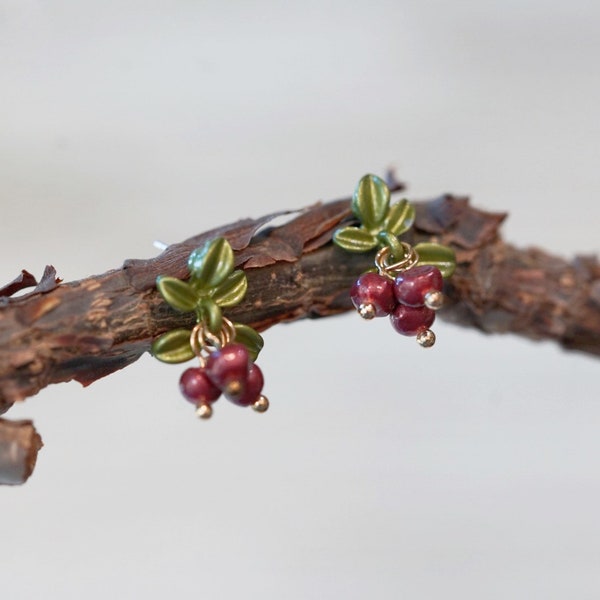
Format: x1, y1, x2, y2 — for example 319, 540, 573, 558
190, 317, 237, 359
375, 243, 419, 278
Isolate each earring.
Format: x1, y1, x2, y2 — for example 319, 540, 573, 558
151, 238, 269, 419
333, 174, 456, 347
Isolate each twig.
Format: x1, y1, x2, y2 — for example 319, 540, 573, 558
0, 419, 42, 485
1, 185, 599, 483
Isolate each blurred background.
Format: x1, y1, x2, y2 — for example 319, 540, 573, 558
2, 1, 600, 598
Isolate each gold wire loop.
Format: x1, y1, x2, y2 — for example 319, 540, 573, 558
190, 317, 237, 363
375, 243, 419, 279
221, 317, 236, 345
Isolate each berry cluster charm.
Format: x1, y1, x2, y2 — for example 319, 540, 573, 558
334, 174, 457, 347
151, 238, 268, 419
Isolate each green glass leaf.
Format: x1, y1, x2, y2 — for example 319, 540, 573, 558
156, 276, 198, 312
151, 328, 194, 364
197, 297, 223, 334
352, 174, 390, 230
384, 199, 415, 236
210, 270, 248, 307
333, 226, 378, 253
233, 323, 264, 362
414, 243, 457, 278
188, 237, 235, 289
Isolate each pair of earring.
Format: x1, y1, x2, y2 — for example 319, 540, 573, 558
152, 174, 456, 419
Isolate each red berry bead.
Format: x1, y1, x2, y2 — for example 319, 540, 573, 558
205, 343, 251, 399
350, 272, 396, 319
179, 367, 221, 405
394, 265, 443, 308
228, 363, 264, 407
390, 304, 435, 336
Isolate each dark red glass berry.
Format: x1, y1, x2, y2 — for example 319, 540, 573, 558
179, 367, 221, 405
350, 272, 396, 317
394, 265, 443, 307
205, 343, 251, 398
390, 304, 435, 336
227, 363, 264, 407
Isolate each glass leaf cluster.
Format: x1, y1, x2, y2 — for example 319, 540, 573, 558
151, 238, 263, 364
333, 174, 456, 278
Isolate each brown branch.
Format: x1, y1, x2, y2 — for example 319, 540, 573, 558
1, 185, 599, 483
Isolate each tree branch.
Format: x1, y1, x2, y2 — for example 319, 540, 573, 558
1, 184, 599, 483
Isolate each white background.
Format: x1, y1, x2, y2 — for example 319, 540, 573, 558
2, 1, 600, 598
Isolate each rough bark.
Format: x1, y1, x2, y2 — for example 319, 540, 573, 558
1, 184, 599, 483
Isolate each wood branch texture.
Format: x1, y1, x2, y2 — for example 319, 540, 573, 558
1, 185, 599, 483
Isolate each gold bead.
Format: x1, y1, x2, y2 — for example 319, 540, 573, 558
196, 403, 213, 419
252, 395, 269, 413
424, 290, 444, 310
358, 303, 376, 320
417, 329, 436, 348
225, 380, 242, 398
